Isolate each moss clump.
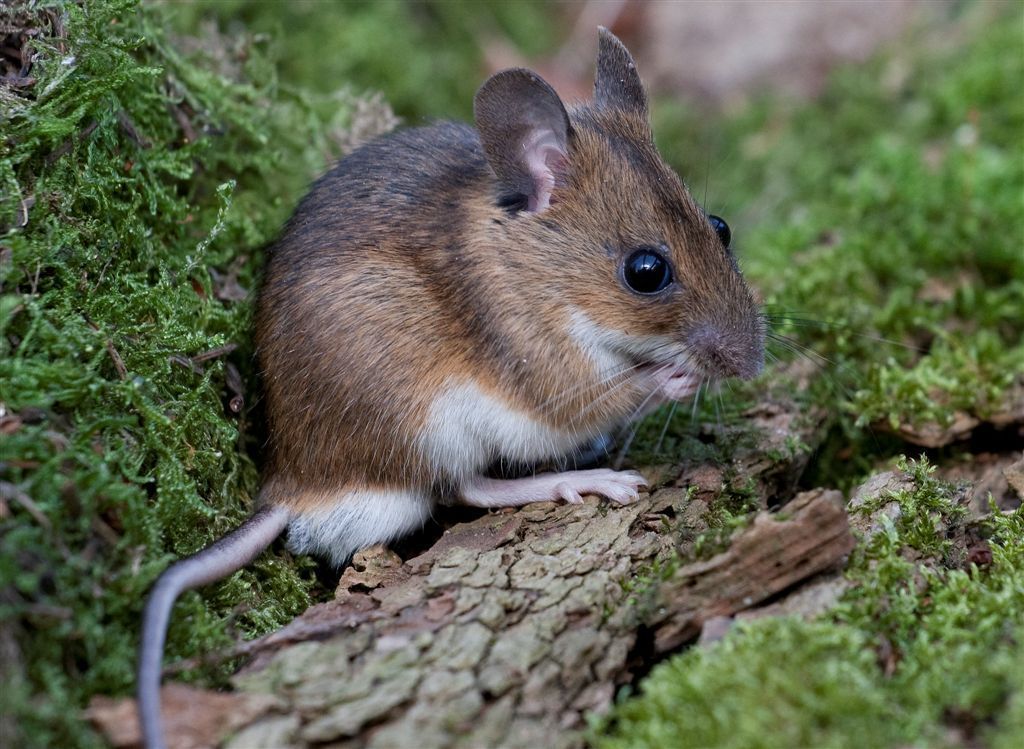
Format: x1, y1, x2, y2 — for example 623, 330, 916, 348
746, 13, 1024, 436
595, 620, 904, 749
0, 1, 381, 745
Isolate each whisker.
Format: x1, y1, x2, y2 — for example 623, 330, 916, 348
764, 332, 865, 408
654, 401, 679, 455
612, 429, 639, 470
538, 360, 647, 416
567, 344, 698, 429
573, 365, 650, 424
627, 365, 674, 423
766, 332, 836, 367
536, 363, 636, 411
760, 311, 921, 352
760, 308, 901, 460
611, 363, 675, 468
691, 378, 705, 424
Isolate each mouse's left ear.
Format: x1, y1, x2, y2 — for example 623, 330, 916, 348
594, 27, 648, 119
475, 69, 571, 213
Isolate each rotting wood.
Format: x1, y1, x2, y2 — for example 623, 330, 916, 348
648, 489, 854, 653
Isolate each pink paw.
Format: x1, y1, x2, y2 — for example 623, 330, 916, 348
552, 468, 648, 506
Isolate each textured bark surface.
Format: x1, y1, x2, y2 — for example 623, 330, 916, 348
648, 489, 853, 654
90, 393, 860, 749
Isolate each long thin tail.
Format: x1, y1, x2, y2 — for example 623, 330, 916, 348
137, 504, 290, 749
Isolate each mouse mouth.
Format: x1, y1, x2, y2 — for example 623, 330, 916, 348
653, 366, 703, 401
635, 360, 705, 401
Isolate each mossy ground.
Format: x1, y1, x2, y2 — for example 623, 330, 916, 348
594, 460, 1024, 749
2, 1, 1021, 747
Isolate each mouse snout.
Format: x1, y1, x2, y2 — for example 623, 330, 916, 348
686, 323, 765, 381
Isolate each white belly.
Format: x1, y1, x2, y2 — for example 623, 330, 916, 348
418, 379, 582, 481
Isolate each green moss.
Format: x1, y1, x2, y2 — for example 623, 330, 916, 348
756, 18, 1023, 433
595, 460, 1024, 748
594, 619, 905, 749
994, 642, 1024, 749
850, 455, 967, 560
682, 476, 761, 561
0, 1, 370, 745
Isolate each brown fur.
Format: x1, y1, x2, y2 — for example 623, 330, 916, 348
254, 29, 763, 511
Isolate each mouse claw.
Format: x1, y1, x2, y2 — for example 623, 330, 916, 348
604, 483, 640, 506
556, 482, 584, 504
622, 470, 649, 488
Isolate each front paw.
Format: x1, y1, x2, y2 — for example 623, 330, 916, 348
552, 468, 648, 506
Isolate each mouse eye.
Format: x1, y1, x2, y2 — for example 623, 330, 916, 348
708, 215, 731, 249
622, 248, 673, 295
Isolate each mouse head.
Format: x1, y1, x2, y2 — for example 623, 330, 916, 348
474, 29, 764, 402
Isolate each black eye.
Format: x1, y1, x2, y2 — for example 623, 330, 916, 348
623, 249, 673, 294
708, 215, 731, 249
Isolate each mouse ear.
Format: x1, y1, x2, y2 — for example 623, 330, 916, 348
594, 27, 648, 118
474, 69, 570, 213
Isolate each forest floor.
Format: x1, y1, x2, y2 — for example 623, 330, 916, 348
2, 2, 1022, 748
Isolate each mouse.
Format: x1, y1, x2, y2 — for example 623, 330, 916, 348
136, 27, 765, 748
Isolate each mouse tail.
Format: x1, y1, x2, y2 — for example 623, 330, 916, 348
137, 503, 290, 749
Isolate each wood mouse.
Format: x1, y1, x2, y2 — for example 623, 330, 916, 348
137, 28, 764, 748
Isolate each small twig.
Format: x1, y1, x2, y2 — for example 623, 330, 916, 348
82, 315, 128, 379
169, 354, 203, 375
105, 338, 127, 380
116, 110, 151, 148
48, 8, 68, 54
96, 255, 114, 286
225, 362, 244, 414
0, 483, 72, 565
16, 195, 34, 227
0, 74, 35, 88
44, 119, 98, 165
0, 481, 51, 530
29, 260, 40, 295
92, 515, 123, 548
23, 603, 74, 620
168, 100, 197, 144
191, 343, 238, 364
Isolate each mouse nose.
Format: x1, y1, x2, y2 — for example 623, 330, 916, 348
687, 324, 764, 380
